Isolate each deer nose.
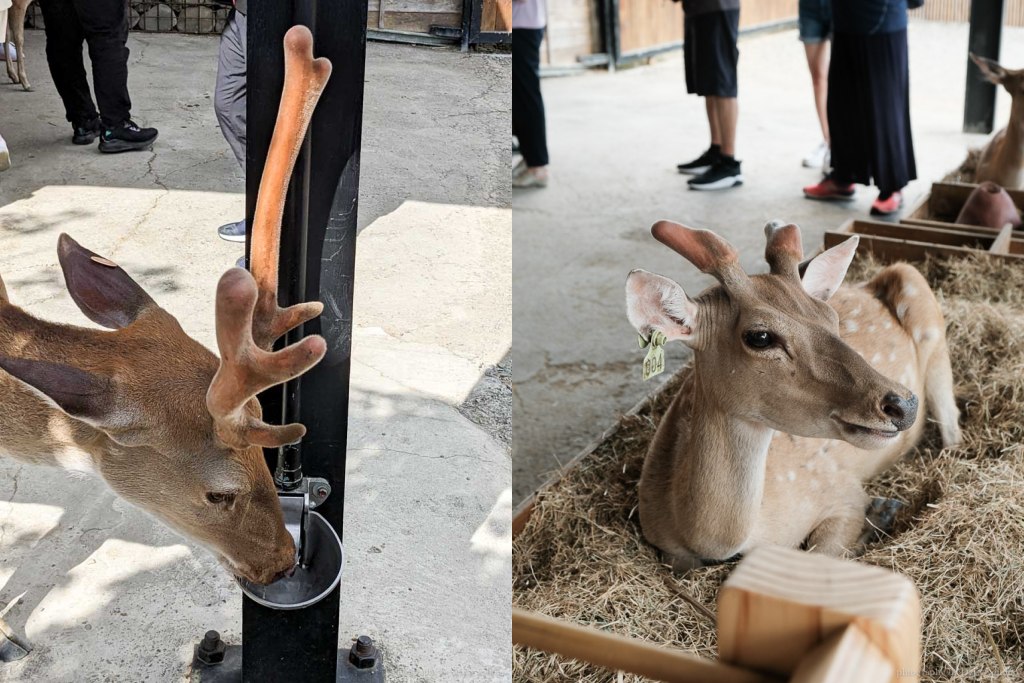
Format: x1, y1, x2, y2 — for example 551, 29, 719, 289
881, 392, 918, 431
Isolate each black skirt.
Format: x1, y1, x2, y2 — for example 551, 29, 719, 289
827, 28, 916, 196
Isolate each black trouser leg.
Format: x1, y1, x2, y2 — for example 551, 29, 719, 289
512, 28, 548, 167
39, 0, 98, 127
74, 0, 132, 127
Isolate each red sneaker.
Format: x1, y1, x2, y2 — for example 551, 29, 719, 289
870, 191, 904, 216
803, 177, 856, 200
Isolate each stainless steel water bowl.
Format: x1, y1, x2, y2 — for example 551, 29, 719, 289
237, 511, 344, 610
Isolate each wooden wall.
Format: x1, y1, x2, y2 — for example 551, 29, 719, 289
909, 0, 1024, 25
367, 0, 462, 33
542, 0, 799, 67
541, 0, 602, 67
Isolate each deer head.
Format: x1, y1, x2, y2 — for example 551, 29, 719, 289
0, 26, 331, 585
971, 53, 1024, 102
625, 220, 918, 449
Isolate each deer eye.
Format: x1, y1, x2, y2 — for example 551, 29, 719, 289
743, 330, 775, 349
206, 492, 237, 506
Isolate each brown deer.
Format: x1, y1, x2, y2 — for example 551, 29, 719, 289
625, 220, 961, 572
0, 26, 331, 585
4, 0, 32, 91
971, 53, 1023, 191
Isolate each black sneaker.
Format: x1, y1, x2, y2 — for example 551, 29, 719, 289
98, 120, 159, 153
217, 219, 246, 243
677, 145, 720, 175
688, 157, 743, 191
72, 119, 101, 145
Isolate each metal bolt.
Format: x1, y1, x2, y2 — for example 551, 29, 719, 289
196, 630, 226, 666
316, 486, 329, 498
200, 631, 220, 651
349, 635, 378, 669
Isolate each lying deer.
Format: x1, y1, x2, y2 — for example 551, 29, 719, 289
625, 221, 962, 572
971, 53, 1023, 190
0, 26, 330, 585
4, 0, 32, 91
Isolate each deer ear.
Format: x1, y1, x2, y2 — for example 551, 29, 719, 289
0, 356, 114, 424
970, 53, 1007, 84
58, 234, 156, 329
801, 236, 860, 301
625, 269, 699, 345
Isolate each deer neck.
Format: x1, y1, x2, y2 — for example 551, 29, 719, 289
1007, 97, 1024, 159
0, 304, 106, 471
673, 365, 775, 556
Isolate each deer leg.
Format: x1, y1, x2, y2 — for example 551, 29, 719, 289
805, 485, 869, 557
667, 549, 704, 576
924, 340, 962, 448
870, 263, 961, 446
11, 4, 29, 91
3, 12, 16, 85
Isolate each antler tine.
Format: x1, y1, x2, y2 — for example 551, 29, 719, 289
763, 220, 804, 277
207, 269, 327, 449
651, 220, 749, 289
250, 25, 333, 350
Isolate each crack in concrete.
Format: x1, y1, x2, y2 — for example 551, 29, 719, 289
0, 466, 24, 546
110, 149, 169, 259
348, 446, 495, 465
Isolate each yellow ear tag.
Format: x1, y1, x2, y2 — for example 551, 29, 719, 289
638, 329, 667, 381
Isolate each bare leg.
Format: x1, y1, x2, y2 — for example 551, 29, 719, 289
715, 97, 738, 157
803, 41, 830, 144
706, 97, 721, 147
10, 2, 29, 90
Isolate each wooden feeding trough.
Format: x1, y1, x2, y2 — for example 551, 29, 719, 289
513, 545, 922, 683
824, 182, 1024, 264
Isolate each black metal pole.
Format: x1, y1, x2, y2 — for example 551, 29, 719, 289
244, 0, 367, 680
963, 0, 1005, 134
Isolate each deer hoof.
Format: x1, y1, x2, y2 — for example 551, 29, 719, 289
865, 497, 904, 539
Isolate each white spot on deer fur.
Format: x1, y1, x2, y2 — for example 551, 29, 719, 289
888, 351, 897, 362
896, 302, 909, 321
871, 352, 882, 364
850, 307, 861, 317
903, 284, 918, 298
883, 321, 892, 330
912, 328, 922, 342
867, 324, 876, 333
844, 319, 859, 333
787, 470, 796, 482
922, 327, 938, 341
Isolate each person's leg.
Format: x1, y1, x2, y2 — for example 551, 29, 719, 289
715, 97, 737, 157
215, 10, 247, 171
216, 10, 248, 242
512, 28, 548, 185
706, 97, 721, 147
73, 0, 131, 127
38, 0, 99, 130
804, 41, 830, 144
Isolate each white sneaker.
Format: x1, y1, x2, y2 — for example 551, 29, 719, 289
513, 158, 527, 178
513, 167, 548, 189
802, 140, 828, 169
0, 43, 17, 63
821, 147, 832, 175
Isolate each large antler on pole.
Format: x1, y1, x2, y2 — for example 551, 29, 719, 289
250, 25, 333, 350
206, 25, 332, 449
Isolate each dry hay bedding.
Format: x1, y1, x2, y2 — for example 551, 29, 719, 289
512, 255, 1024, 683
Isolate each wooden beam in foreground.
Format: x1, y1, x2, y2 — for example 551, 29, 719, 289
718, 546, 921, 683
513, 607, 778, 683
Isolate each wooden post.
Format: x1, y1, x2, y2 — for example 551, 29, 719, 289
717, 546, 921, 683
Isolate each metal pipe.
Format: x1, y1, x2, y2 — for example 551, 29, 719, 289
963, 0, 1006, 134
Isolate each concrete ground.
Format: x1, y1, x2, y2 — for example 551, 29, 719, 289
513, 20, 1024, 503
0, 32, 510, 682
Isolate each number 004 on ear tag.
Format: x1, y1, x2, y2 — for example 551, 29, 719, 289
638, 330, 667, 381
